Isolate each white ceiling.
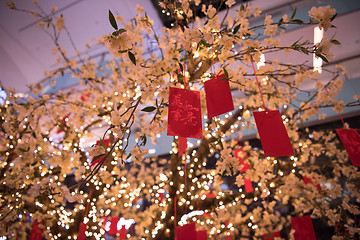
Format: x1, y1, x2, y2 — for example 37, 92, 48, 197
0, 0, 163, 93
0, 0, 360, 94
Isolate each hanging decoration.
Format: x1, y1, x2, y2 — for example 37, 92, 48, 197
204, 73, 234, 118
119, 225, 127, 240
302, 175, 321, 192
29, 219, 44, 240
176, 221, 197, 240
234, 148, 253, 192
77, 222, 87, 240
178, 136, 187, 156
248, 53, 294, 157
167, 87, 202, 139
253, 110, 295, 157
291, 215, 316, 240
336, 128, 360, 166
196, 230, 208, 240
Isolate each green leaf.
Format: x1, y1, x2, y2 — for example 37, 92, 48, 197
178, 62, 183, 73
223, 68, 229, 78
330, 13, 337, 22
126, 153, 132, 159
118, 49, 128, 53
128, 51, 136, 66
99, 139, 107, 150
109, 10, 118, 30
113, 28, 126, 36
232, 24, 241, 34
248, 159, 254, 169
92, 154, 106, 163
316, 53, 329, 63
200, 39, 211, 47
292, 19, 303, 24
278, 17, 284, 26
240, 5, 245, 11
290, 8, 297, 20
330, 39, 340, 45
141, 106, 156, 112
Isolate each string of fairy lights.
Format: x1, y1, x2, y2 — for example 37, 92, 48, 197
0, 71, 300, 240
0, 30, 305, 240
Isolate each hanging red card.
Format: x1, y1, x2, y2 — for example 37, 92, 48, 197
263, 231, 280, 240
234, 148, 248, 162
176, 221, 197, 240
78, 222, 87, 240
336, 129, 360, 166
204, 74, 234, 118
253, 110, 294, 157
29, 219, 44, 240
178, 137, 187, 156
108, 217, 120, 235
196, 230, 208, 240
91, 139, 110, 166
302, 176, 321, 192
119, 225, 126, 240
244, 178, 253, 193
291, 215, 316, 240
167, 87, 202, 139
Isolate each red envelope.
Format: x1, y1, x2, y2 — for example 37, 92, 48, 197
176, 221, 197, 240
263, 231, 280, 240
291, 215, 316, 240
204, 73, 234, 118
91, 139, 110, 166
167, 87, 203, 139
253, 110, 294, 157
29, 219, 44, 240
108, 217, 120, 235
336, 129, 360, 166
78, 222, 87, 240
196, 230, 208, 240
244, 178, 253, 193
178, 137, 187, 156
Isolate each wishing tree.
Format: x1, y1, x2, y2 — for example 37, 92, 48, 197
1, 0, 360, 239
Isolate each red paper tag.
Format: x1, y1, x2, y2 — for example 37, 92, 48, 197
302, 176, 321, 192
196, 230, 208, 240
225, 234, 233, 240
159, 192, 164, 202
234, 148, 248, 162
29, 219, 44, 240
91, 139, 110, 166
204, 73, 234, 118
167, 87, 203, 139
178, 137, 187, 156
176, 222, 197, 240
291, 215, 316, 240
263, 231, 280, 240
244, 178, 253, 193
205, 193, 216, 198
253, 110, 294, 157
336, 129, 360, 166
119, 225, 127, 240
108, 217, 120, 235
78, 222, 87, 240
